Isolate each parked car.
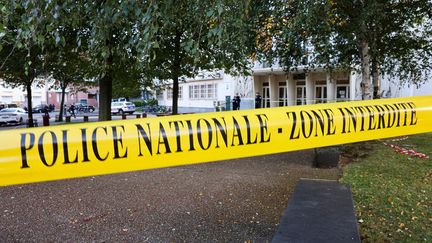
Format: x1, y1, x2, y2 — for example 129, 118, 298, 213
0, 108, 27, 125
32, 104, 54, 113
0, 104, 18, 111
75, 104, 96, 113
111, 101, 135, 115
112, 97, 128, 102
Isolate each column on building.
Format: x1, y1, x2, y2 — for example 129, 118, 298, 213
305, 73, 314, 104
253, 76, 263, 98
269, 75, 278, 108
286, 73, 296, 106
326, 72, 336, 102
349, 70, 359, 101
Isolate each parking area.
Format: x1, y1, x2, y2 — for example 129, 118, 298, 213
0, 111, 147, 130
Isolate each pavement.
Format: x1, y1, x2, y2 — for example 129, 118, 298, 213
272, 179, 360, 243
0, 149, 341, 242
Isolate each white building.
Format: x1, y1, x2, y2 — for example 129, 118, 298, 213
0, 79, 48, 108
157, 70, 255, 113
156, 62, 432, 113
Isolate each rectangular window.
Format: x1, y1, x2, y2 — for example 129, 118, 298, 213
167, 86, 182, 99
278, 84, 287, 107
200, 84, 206, 98
336, 86, 349, 100
315, 81, 327, 104
188, 83, 217, 99
293, 73, 306, 80
296, 86, 306, 105
336, 80, 350, 101
262, 82, 270, 108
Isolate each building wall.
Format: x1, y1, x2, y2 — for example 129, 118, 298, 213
0, 79, 48, 108
252, 68, 354, 108
47, 86, 99, 110
157, 70, 253, 113
380, 75, 432, 98
0, 79, 99, 110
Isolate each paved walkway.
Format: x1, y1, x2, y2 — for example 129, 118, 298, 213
0, 151, 341, 242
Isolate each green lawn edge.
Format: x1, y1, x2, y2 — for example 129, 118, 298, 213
340, 133, 431, 242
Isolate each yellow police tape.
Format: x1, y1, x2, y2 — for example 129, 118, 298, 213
1, 96, 431, 186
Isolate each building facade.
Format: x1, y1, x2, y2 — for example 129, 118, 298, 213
0, 79, 48, 108
46, 86, 99, 109
157, 65, 359, 112
0, 79, 99, 110
252, 63, 358, 108
156, 70, 255, 113
156, 62, 432, 113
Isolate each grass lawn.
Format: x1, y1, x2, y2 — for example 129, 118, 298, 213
340, 133, 431, 242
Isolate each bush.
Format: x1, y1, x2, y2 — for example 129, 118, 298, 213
132, 100, 145, 107
145, 98, 158, 106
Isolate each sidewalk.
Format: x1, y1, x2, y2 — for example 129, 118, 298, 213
38, 111, 154, 126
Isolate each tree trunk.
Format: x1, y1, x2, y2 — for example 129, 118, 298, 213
372, 58, 381, 99
25, 81, 34, 127
172, 75, 179, 115
99, 71, 113, 121
360, 39, 372, 100
171, 31, 182, 115
58, 82, 67, 122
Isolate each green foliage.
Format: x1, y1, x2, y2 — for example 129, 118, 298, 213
341, 134, 432, 242
144, 98, 158, 107
258, 0, 432, 88
0, 1, 60, 126
131, 100, 145, 108
136, 0, 255, 113
1, 0, 258, 118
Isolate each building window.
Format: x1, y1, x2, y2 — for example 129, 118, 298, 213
262, 82, 270, 108
189, 83, 217, 99
293, 73, 306, 80
315, 80, 327, 103
278, 82, 288, 107
296, 81, 306, 105
336, 80, 350, 101
167, 86, 183, 99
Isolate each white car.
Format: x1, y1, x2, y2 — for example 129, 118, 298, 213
0, 108, 27, 125
111, 102, 135, 115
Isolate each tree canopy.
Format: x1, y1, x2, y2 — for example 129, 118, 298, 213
258, 0, 432, 99
137, 0, 255, 114
2, 0, 431, 122
0, 1, 58, 126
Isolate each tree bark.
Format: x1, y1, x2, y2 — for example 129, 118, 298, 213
25, 80, 34, 127
58, 81, 67, 122
98, 34, 114, 121
99, 71, 113, 121
360, 39, 372, 100
171, 31, 182, 115
372, 58, 381, 99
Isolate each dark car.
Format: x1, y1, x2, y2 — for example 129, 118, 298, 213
32, 104, 54, 113
0, 104, 18, 111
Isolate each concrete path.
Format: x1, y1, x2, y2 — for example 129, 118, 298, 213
0, 151, 341, 242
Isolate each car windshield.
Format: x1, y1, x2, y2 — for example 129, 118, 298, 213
0, 108, 16, 112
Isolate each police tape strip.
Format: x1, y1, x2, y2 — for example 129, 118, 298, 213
1, 96, 431, 186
